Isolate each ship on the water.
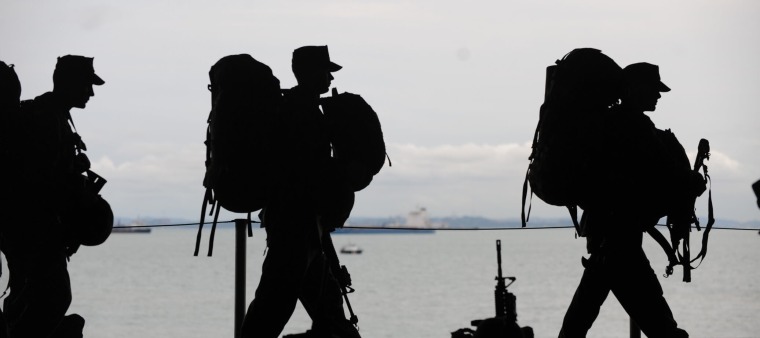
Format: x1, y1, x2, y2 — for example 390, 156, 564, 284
112, 220, 152, 234
333, 207, 445, 234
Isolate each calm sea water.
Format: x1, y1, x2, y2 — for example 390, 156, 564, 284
3, 226, 759, 338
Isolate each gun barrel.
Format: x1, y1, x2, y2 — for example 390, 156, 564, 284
496, 240, 503, 278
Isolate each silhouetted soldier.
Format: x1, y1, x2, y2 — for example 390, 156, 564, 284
753, 180, 760, 210
242, 46, 360, 338
559, 63, 697, 338
0, 60, 22, 338
2, 55, 103, 337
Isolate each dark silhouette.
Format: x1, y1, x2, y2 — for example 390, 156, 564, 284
0, 60, 23, 338
1, 55, 106, 338
195, 53, 281, 256
241, 46, 361, 338
558, 62, 699, 338
522, 48, 625, 229
451, 240, 533, 338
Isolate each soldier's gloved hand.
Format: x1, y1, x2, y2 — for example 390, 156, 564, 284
337, 265, 352, 288
689, 171, 707, 197
73, 153, 91, 173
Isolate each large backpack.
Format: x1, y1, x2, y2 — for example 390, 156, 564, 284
521, 48, 624, 230
316, 89, 388, 230
195, 54, 281, 256
321, 88, 388, 192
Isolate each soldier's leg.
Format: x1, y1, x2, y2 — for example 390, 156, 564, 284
7, 247, 71, 338
610, 250, 688, 338
559, 255, 611, 338
242, 232, 313, 338
299, 251, 359, 338
2, 249, 26, 326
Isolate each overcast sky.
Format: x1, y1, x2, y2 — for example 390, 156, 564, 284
2, 0, 758, 222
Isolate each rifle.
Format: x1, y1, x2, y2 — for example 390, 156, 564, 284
453, 240, 532, 338
666, 138, 713, 282
466, 240, 518, 328
322, 232, 359, 327
493, 240, 517, 320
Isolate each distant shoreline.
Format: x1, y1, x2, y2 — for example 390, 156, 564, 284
113, 216, 760, 230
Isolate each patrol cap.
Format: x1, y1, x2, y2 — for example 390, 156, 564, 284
623, 62, 669, 92
54, 55, 105, 86
292, 46, 342, 74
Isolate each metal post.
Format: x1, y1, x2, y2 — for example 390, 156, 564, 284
234, 219, 248, 338
630, 317, 641, 338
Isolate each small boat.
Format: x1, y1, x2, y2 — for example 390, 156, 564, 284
340, 243, 363, 254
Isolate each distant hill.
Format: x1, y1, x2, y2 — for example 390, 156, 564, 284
347, 215, 575, 229
115, 216, 197, 227
347, 215, 760, 230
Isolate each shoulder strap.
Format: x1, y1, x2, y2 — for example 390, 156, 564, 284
66, 113, 87, 153
521, 167, 532, 227
646, 226, 679, 277
567, 205, 581, 236
194, 188, 215, 256
521, 106, 544, 227
689, 162, 715, 266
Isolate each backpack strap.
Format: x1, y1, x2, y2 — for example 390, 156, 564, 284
194, 188, 214, 256
566, 205, 581, 236
521, 110, 543, 227
207, 202, 221, 256
646, 226, 679, 277
195, 111, 217, 257
521, 167, 532, 228
689, 161, 715, 266
66, 113, 87, 153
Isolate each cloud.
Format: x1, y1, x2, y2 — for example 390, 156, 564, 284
90, 143, 205, 217
356, 142, 537, 218
382, 142, 531, 181
85, 140, 758, 222
88, 141, 537, 219
687, 150, 741, 173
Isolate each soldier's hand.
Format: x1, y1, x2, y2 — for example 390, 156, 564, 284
689, 171, 707, 197
338, 265, 352, 288
74, 153, 91, 173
